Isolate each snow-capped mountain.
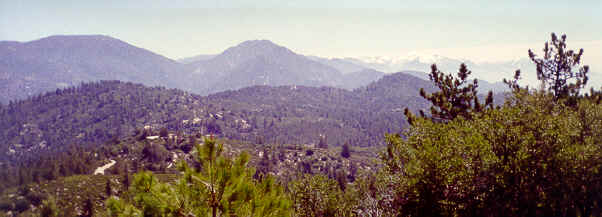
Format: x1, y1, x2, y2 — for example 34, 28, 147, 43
347, 52, 602, 88
344, 54, 542, 92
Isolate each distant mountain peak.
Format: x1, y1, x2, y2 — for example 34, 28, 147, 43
34, 34, 118, 43
221, 39, 293, 57
0, 34, 184, 103
238, 39, 280, 47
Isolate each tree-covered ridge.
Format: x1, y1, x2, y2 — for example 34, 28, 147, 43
0, 80, 205, 162
1, 72, 436, 163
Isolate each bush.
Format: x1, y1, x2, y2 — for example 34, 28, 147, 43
39, 196, 59, 217
290, 174, 355, 216
383, 92, 602, 216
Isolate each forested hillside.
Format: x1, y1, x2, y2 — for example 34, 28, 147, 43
0, 71, 441, 164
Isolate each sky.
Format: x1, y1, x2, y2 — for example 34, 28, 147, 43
1, 0, 601, 66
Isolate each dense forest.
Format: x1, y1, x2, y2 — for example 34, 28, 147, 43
0, 71, 442, 164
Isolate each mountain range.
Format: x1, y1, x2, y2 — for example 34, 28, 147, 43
0, 36, 378, 104
1, 35, 520, 104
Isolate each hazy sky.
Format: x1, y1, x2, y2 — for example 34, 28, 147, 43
1, 0, 601, 64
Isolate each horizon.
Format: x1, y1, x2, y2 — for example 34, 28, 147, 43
2, 1, 600, 61
1, 0, 601, 86
6, 33, 600, 64
3, 33, 601, 88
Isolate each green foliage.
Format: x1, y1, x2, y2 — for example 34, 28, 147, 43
290, 174, 356, 217
39, 196, 59, 217
351, 170, 400, 216
413, 63, 493, 122
528, 33, 589, 99
384, 92, 602, 216
106, 138, 292, 217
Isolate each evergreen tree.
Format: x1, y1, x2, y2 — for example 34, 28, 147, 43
82, 198, 94, 217
335, 169, 347, 191
106, 179, 112, 197
121, 171, 130, 191
106, 137, 292, 217
159, 127, 169, 138
528, 33, 589, 99
408, 63, 493, 123
341, 142, 351, 159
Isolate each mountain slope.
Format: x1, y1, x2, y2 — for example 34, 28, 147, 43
177, 54, 217, 63
0, 35, 187, 104
340, 69, 385, 90
183, 40, 346, 94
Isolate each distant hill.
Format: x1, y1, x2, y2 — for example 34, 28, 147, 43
0, 35, 187, 104
340, 69, 385, 90
354, 72, 437, 112
0, 74, 440, 163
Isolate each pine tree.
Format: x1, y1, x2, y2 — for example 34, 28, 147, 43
528, 33, 589, 99
107, 137, 292, 216
82, 198, 94, 217
408, 63, 493, 124
106, 179, 112, 197
159, 127, 169, 138
341, 142, 351, 159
